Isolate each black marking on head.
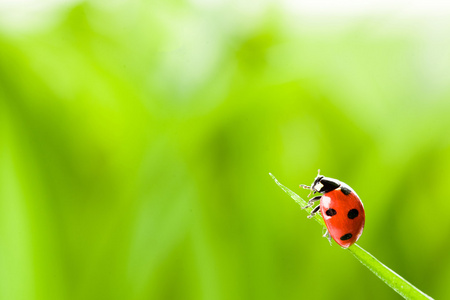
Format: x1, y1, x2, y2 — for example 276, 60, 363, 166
325, 208, 337, 217
341, 186, 352, 195
317, 177, 340, 193
347, 209, 359, 219
313, 175, 324, 188
340, 233, 353, 241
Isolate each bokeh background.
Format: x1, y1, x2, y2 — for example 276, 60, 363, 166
1, 1, 450, 299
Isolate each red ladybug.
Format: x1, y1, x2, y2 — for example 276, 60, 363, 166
300, 171, 365, 248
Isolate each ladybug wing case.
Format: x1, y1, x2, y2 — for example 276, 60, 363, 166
320, 188, 365, 248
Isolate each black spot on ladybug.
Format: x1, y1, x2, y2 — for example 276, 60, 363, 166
325, 208, 337, 216
341, 186, 352, 195
340, 233, 352, 241
348, 209, 359, 219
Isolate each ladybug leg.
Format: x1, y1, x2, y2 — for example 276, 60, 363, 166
300, 184, 316, 197
322, 229, 332, 245
307, 204, 320, 219
302, 195, 322, 210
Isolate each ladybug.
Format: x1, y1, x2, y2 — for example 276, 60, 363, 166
300, 170, 365, 248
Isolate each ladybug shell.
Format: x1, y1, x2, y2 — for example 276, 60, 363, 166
320, 185, 365, 248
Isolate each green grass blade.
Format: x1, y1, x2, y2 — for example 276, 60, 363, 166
269, 173, 434, 300
269, 173, 325, 227
348, 244, 432, 300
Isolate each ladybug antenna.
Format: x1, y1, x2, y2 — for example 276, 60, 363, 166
299, 184, 314, 197
300, 169, 321, 197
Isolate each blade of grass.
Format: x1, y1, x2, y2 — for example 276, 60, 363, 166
269, 173, 433, 300
269, 173, 325, 227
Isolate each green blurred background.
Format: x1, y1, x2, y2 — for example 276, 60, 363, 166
1, 1, 450, 299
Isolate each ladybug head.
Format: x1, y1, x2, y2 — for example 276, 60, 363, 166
311, 175, 325, 193
301, 169, 324, 196
311, 173, 342, 194
301, 170, 342, 195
